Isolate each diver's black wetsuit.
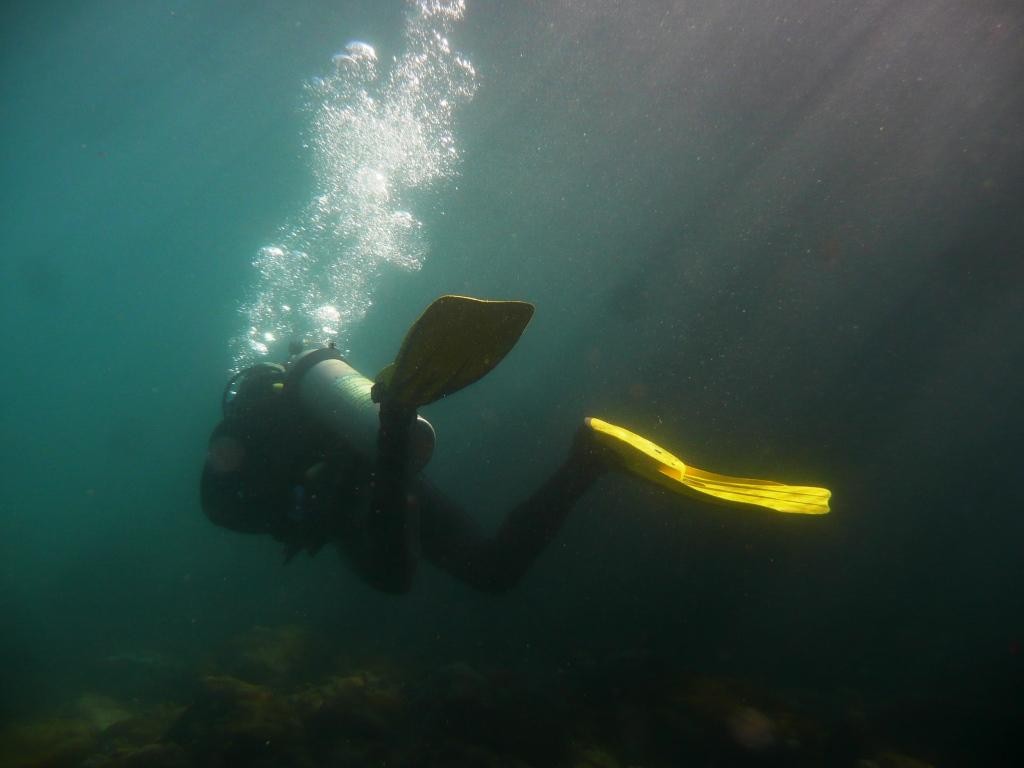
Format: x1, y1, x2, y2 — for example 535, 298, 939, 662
414, 455, 601, 592
201, 370, 605, 594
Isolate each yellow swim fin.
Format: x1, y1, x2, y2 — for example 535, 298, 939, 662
586, 417, 831, 515
374, 295, 535, 408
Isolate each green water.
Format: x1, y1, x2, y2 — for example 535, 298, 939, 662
2, 1, 1022, 764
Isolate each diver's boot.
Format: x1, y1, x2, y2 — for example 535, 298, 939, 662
568, 417, 627, 478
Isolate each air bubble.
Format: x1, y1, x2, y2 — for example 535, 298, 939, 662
230, 0, 477, 372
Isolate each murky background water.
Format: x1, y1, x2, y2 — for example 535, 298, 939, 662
2, 1, 1022, 765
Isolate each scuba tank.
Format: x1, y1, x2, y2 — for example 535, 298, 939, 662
287, 348, 436, 471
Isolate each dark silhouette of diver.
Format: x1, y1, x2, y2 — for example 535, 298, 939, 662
201, 296, 830, 594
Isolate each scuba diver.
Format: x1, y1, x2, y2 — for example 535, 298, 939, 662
201, 295, 830, 594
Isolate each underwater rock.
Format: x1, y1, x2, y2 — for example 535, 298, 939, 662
73, 693, 135, 732
100, 652, 191, 700
218, 625, 319, 686
416, 740, 536, 768
425, 662, 494, 708
81, 743, 191, 768
561, 651, 672, 764
167, 676, 308, 767
568, 742, 622, 768
98, 703, 187, 752
0, 716, 96, 768
657, 674, 833, 764
295, 668, 414, 766
414, 663, 567, 766
727, 704, 776, 751
297, 670, 406, 742
0, 694, 179, 768
859, 752, 935, 768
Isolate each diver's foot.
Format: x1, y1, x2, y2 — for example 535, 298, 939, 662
569, 417, 627, 476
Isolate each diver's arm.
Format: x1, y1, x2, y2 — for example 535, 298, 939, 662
350, 401, 420, 593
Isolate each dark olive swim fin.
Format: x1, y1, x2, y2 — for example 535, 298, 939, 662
586, 417, 831, 515
374, 295, 534, 408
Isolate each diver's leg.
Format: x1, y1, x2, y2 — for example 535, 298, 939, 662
418, 428, 610, 592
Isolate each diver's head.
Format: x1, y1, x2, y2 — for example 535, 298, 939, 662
204, 361, 295, 535
200, 434, 276, 536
